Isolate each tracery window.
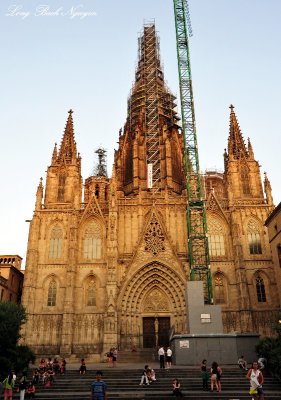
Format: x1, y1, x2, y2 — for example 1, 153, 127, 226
57, 172, 66, 202
208, 219, 226, 257
241, 165, 250, 195
87, 278, 96, 306
47, 279, 57, 306
83, 221, 102, 259
49, 225, 63, 259
256, 275, 266, 302
214, 274, 226, 304
247, 220, 262, 254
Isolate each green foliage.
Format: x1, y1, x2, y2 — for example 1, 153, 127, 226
256, 336, 281, 382
0, 301, 26, 357
0, 301, 34, 379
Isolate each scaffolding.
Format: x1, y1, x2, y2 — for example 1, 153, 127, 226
127, 23, 179, 190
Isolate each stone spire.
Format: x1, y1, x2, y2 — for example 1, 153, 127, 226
51, 142, 57, 165
227, 105, 248, 159
264, 172, 273, 206
35, 177, 43, 210
247, 137, 254, 159
57, 109, 78, 164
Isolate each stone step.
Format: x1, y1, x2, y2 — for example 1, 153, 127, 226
14, 367, 280, 400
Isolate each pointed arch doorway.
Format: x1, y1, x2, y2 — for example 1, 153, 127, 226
118, 262, 187, 350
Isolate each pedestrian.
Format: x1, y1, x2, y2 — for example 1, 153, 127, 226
210, 361, 222, 392
246, 361, 264, 400
90, 370, 107, 400
79, 358, 87, 375
257, 357, 266, 371
2, 372, 15, 400
25, 382, 35, 400
112, 347, 118, 367
18, 372, 27, 400
158, 345, 165, 369
200, 359, 209, 391
238, 355, 248, 370
166, 346, 172, 369
139, 365, 149, 386
106, 348, 113, 367
172, 378, 183, 397
60, 358, 66, 374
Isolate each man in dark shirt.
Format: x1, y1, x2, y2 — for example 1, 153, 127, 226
91, 370, 107, 400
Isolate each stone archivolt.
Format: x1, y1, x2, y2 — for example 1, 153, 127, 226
119, 262, 186, 316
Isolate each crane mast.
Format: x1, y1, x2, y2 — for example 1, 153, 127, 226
173, 0, 213, 303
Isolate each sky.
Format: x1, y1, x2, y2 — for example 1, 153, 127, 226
0, 0, 280, 265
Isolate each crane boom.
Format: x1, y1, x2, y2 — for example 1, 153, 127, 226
173, 0, 213, 303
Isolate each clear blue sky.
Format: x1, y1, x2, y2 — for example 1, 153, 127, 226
0, 0, 280, 263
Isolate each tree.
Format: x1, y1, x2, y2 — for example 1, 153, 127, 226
0, 301, 35, 379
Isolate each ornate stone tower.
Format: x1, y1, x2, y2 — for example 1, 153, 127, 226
21, 25, 280, 360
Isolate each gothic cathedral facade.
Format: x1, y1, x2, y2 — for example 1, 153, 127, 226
22, 24, 280, 359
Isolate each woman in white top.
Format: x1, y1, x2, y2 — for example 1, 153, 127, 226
166, 347, 173, 369
246, 361, 264, 400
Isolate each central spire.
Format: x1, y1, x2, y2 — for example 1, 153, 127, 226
127, 23, 179, 188
114, 23, 184, 196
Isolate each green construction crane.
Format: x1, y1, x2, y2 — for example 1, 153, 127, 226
173, 0, 213, 303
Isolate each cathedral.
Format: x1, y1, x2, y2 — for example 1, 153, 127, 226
21, 24, 280, 359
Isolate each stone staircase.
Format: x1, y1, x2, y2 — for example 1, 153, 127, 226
13, 367, 281, 399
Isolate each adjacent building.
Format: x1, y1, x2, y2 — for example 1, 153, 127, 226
0, 255, 24, 303
265, 202, 281, 304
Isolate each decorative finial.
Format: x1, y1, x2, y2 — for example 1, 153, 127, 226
229, 104, 235, 112
68, 109, 73, 114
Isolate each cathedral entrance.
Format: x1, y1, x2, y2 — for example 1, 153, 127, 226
143, 317, 170, 348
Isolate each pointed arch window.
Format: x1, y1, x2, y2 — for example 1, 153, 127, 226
49, 225, 63, 259
247, 220, 262, 254
208, 219, 226, 257
83, 222, 102, 260
47, 279, 57, 306
57, 172, 66, 202
241, 165, 250, 195
256, 275, 266, 302
214, 274, 226, 304
87, 278, 96, 306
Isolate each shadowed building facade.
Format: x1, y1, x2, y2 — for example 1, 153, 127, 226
21, 24, 280, 359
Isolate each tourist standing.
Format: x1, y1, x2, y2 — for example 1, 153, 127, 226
60, 358, 66, 374
90, 370, 107, 400
246, 361, 264, 400
2, 372, 15, 400
158, 346, 165, 369
79, 358, 87, 375
18, 372, 27, 400
210, 361, 221, 392
166, 347, 172, 369
112, 347, 118, 367
201, 359, 209, 391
